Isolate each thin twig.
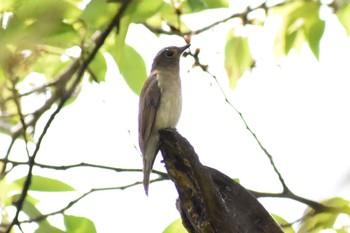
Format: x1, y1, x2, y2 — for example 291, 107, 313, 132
21, 178, 163, 224
250, 190, 327, 212
0, 79, 56, 105
0, 137, 16, 179
0, 158, 169, 179
236, 109, 290, 191
3, 60, 80, 140
187, 48, 289, 195
9, 79, 31, 159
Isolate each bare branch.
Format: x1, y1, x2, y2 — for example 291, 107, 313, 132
21, 179, 162, 224
0, 158, 168, 179
0, 137, 16, 179
9, 79, 31, 159
250, 191, 328, 212
186, 47, 290, 196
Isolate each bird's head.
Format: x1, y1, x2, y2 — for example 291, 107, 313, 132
151, 44, 190, 71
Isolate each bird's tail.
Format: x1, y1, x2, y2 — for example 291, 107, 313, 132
142, 135, 159, 195
143, 157, 152, 196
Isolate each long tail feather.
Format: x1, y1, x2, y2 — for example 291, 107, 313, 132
142, 135, 159, 195
143, 157, 152, 195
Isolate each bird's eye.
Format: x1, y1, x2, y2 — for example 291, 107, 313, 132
166, 50, 174, 57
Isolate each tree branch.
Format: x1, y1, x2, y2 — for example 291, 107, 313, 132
21, 179, 163, 224
251, 191, 328, 213
159, 128, 284, 233
4, 1, 131, 232
9, 78, 31, 159
0, 158, 168, 180
0, 137, 16, 179
143, 1, 288, 37
186, 47, 290, 197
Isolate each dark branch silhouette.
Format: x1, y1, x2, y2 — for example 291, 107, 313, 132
159, 128, 284, 233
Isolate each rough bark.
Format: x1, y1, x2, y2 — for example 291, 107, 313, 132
158, 128, 284, 233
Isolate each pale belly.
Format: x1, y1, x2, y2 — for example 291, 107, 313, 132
154, 86, 182, 130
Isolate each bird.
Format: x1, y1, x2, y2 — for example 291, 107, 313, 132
138, 44, 190, 195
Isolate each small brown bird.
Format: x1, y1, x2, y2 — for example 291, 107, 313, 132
138, 44, 190, 195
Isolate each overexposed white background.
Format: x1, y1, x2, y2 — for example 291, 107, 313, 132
2, 7, 350, 233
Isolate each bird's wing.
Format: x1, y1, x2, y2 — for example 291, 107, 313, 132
138, 73, 161, 155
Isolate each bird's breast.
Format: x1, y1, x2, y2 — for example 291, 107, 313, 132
154, 75, 182, 129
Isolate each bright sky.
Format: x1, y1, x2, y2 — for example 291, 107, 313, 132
2, 5, 350, 233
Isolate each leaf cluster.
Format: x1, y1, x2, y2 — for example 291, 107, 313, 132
0, 174, 96, 232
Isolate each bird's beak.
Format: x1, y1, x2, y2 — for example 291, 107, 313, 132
179, 44, 191, 53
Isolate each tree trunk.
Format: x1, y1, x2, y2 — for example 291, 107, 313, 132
158, 128, 284, 233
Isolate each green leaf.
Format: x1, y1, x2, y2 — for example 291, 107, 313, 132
271, 214, 295, 233
303, 16, 325, 59
13, 175, 75, 192
203, 0, 228, 8
64, 215, 97, 233
0, 177, 8, 203
0, 0, 14, 11
115, 15, 132, 56
322, 197, 350, 210
271, 1, 324, 59
36, 224, 65, 233
5, 0, 80, 50
108, 43, 147, 95
187, 0, 207, 11
20, 196, 86, 233
163, 218, 187, 233
2, 15, 30, 49
185, 0, 228, 11
33, 55, 70, 80
104, 14, 131, 64
128, 0, 163, 23
337, 3, 350, 35
13, 0, 81, 21
63, 93, 79, 108
145, 2, 190, 33
21, 199, 65, 233
299, 212, 338, 232
21, 196, 40, 215
299, 198, 350, 232
80, 0, 119, 29
88, 51, 107, 82
336, 228, 350, 233
40, 22, 80, 48
0, 68, 7, 83
0, 43, 12, 70
285, 30, 299, 54
224, 30, 253, 89
16, 0, 65, 20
